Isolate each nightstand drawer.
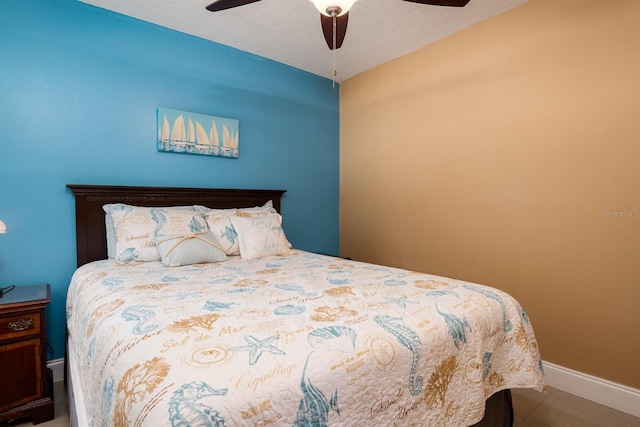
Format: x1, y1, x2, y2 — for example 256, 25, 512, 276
0, 311, 41, 341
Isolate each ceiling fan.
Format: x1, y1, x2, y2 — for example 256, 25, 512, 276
205, 0, 471, 51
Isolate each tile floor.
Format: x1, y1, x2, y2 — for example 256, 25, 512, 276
3, 382, 639, 426
512, 387, 640, 427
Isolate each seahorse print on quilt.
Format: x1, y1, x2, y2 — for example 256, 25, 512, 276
168, 382, 228, 427
294, 326, 357, 426
122, 304, 159, 335
373, 315, 424, 396
463, 284, 513, 332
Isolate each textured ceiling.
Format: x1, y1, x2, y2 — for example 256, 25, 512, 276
79, 0, 529, 81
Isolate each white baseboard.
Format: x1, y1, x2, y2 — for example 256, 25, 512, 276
47, 358, 639, 418
542, 361, 640, 418
48, 358, 65, 383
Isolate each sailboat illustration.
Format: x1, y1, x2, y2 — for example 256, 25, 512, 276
160, 117, 170, 142
187, 118, 196, 144
171, 114, 186, 143
222, 124, 238, 156
195, 121, 210, 145
157, 108, 238, 158
210, 119, 220, 147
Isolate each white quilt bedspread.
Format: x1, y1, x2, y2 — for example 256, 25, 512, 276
66, 251, 545, 426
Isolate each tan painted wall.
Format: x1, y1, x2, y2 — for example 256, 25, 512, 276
340, 0, 640, 388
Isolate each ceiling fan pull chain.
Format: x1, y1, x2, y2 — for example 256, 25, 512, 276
332, 14, 337, 89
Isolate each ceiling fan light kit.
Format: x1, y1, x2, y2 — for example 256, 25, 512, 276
310, 0, 357, 17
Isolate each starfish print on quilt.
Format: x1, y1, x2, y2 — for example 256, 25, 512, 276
229, 334, 286, 365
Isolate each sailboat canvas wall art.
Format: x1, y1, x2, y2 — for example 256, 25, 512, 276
157, 107, 239, 158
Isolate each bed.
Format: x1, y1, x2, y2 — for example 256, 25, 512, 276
65, 184, 545, 427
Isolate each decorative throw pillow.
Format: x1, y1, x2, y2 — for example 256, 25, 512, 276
198, 201, 277, 256
154, 209, 208, 236
201, 210, 239, 255
229, 213, 291, 260
105, 204, 203, 264
155, 232, 227, 267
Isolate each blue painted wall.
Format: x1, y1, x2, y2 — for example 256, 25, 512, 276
0, 0, 339, 360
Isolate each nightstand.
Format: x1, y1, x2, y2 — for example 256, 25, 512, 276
0, 284, 54, 424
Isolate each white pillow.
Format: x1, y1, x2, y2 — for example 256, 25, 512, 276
155, 232, 227, 267
229, 213, 291, 260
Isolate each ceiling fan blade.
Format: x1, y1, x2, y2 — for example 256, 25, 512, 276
205, 0, 262, 12
320, 13, 349, 50
402, 0, 471, 6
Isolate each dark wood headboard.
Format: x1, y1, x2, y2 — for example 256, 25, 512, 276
67, 184, 286, 267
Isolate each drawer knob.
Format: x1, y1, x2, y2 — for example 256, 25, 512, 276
8, 318, 34, 331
